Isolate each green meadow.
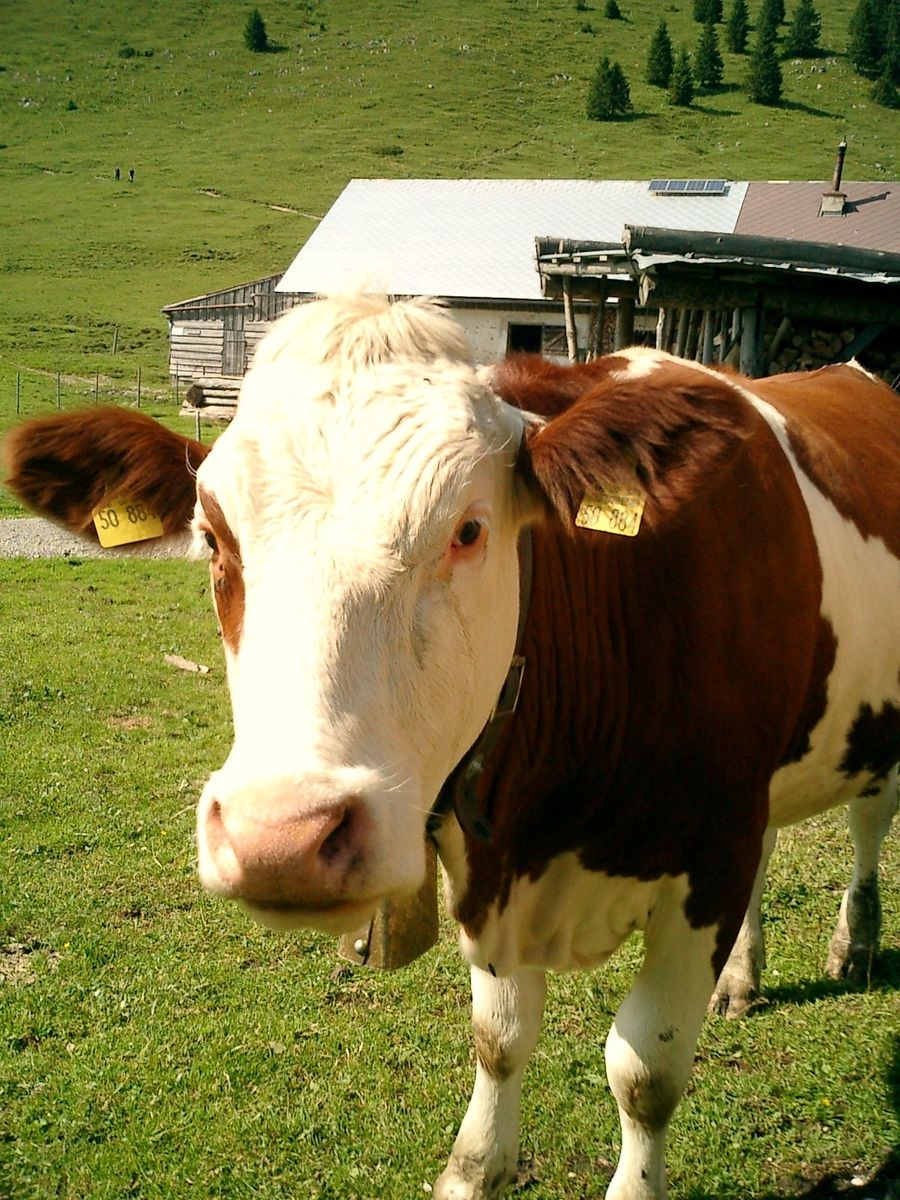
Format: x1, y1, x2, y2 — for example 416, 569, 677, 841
0, 560, 897, 1198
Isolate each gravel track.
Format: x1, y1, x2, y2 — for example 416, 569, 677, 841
0, 517, 193, 559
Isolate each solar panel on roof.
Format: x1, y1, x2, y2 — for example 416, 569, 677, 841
648, 178, 728, 195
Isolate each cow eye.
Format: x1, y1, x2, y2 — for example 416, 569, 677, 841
457, 519, 482, 546
204, 530, 218, 553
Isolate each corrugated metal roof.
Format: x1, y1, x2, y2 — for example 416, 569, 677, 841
276, 179, 748, 301
736, 182, 900, 253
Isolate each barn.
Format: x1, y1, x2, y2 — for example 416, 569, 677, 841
163, 159, 900, 413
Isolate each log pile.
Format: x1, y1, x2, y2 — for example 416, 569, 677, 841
767, 323, 900, 386
180, 376, 240, 421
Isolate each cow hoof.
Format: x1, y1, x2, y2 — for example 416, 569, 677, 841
708, 986, 756, 1020
825, 941, 874, 985
432, 1155, 514, 1200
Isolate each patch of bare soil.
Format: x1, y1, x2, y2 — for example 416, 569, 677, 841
0, 941, 62, 985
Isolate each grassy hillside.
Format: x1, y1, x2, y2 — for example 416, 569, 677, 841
1, 0, 895, 391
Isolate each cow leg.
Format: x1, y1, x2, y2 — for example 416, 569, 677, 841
433, 966, 546, 1200
826, 769, 898, 984
708, 825, 777, 1019
605, 882, 720, 1200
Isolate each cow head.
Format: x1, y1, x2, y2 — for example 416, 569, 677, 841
194, 294, 536, 932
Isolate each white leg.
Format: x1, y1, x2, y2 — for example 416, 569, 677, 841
826, 769, 898, 983
709, 826, 777, 1018
433, 967, 546, 1200
605, 880, 720, 1200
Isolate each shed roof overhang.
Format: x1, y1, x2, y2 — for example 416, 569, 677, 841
537, 227, 900, 325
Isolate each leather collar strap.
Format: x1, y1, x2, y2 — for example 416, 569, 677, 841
427, 526, 533, 843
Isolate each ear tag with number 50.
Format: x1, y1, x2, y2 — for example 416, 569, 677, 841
575, 481, 645, 537
92, 497, 164, 548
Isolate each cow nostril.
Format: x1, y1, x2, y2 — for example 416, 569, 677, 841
319, 804, 356, 865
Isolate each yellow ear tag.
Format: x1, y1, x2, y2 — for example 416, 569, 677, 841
92, 497, 164, 548
575, 482, 645, 537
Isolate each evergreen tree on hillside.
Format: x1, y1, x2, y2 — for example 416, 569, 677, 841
669, 47, 695, 104
726, 0, 751, 51
784, 0, 821, 56
854, 0, 897, 74
586, 57, 632, 119
885, 0, 900, 82
647, 19, 675, 86
747, 23, 783, 102
872, 64, 900, 105
759, 0, 786, 27
696, 22, 725, 86
244, 8, 269, 52
605, 0, 623, 18
694, 0, 723, 21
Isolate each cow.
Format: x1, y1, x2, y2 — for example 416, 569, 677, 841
4, 292, 899, 1200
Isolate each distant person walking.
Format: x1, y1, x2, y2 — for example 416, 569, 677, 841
129, 167, 135, 182
114, 167, 120, 181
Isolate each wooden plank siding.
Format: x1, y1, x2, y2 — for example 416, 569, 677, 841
163, 273, 297, 382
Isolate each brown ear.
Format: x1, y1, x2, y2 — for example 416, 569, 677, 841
520, 360, 755, 532
3, 407, 210, 540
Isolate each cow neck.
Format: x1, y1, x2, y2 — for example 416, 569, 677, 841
428, 527, 533, 844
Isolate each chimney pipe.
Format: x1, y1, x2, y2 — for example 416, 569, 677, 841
832, 138, 847, 193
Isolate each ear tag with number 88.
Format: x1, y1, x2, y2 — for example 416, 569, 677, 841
92, 497, 164, 548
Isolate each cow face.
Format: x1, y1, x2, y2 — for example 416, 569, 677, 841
194, 296, 531, 933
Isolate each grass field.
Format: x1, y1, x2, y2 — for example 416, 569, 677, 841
0, 559, 898, 1199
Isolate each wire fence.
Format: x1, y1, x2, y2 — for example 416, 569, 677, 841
4, 367, 213, 443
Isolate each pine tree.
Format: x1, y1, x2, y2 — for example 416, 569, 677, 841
586, 57, 632, 119
881, 0, 900, 83
647, 19, 675, 86
759, 0, 786, 26
848, 0, 884, 75
605, 0, 623, 18
696, 21, 725, 87
872, 64, 900, 104
726, 0, 751, 51
693, 0, 723, 20
668, 47, 695, 104
244, 8, 269, 52
747, 24, 783, 102
784, 0, 821, 56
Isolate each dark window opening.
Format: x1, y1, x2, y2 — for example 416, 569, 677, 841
507, 324, 543, 354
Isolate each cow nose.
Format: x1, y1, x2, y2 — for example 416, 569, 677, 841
200, 782, 366, 908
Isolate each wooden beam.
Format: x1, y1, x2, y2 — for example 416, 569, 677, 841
674, 308, 690, 358
700, 311, 715, 364
615, 296, 636, 349
739, 304, 761, 377
587, 281, 607, 360
562, 278, 580, 363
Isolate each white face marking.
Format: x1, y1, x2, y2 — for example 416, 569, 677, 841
193, 296, 531, 926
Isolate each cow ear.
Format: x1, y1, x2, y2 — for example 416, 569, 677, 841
518, 365, 755, 532
3, 407, 209, 540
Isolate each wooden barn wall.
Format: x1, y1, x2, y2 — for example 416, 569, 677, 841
168, 321, 225, 380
